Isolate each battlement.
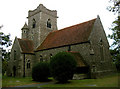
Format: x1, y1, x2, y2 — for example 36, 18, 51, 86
28, 4, 58, 18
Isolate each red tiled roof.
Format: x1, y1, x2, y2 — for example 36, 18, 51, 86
36, 18, 96, 51
18, 38, 34, 54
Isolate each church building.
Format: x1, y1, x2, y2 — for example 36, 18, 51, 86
7, 4, 115, 78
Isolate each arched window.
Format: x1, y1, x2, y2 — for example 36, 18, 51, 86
27, 60, 30, 69
14, 50, 16, 60
47, 19, 51, 28
68, 45, 71, 51
89, 41, 94, 55
50, 54, 53, 58
24, 30, 26, 33
40, 55, 43, 62
99, 38, 103, 45
32, 19, 36, 28
99, 39, 104, 61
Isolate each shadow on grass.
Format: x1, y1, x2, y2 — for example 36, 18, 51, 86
54, 80, 72, 84
32, 78, 52, 82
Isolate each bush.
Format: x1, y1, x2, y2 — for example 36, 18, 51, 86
50, 52, 77, 83
32, 62, 50, 81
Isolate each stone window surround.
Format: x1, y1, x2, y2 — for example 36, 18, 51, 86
26, 59, 30, 69
32, 18, 36, 28
47, 19, 51, 28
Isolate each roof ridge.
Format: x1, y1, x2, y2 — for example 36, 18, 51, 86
51, 18, 96, 34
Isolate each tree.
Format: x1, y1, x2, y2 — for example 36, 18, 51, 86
0, 25, 12, 75
107, 0, 120, 72
50, 52, 77, 83
107, 0, 120, 13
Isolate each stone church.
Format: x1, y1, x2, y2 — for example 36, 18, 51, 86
7, 4, 115, 78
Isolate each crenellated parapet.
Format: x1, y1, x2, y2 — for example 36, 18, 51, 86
28, 4, 58, 18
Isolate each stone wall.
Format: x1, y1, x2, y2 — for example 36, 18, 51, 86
88, 17, 116, 77
24, 54, 35, 77
7, 37, 35, 77
35, 46, 68, 64
7, 38, 22, 77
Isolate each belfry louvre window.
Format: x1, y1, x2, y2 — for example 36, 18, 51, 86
47, 19, 51, 28
32, 19, 36, 28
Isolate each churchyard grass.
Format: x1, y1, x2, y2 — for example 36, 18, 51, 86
2, 76, 41, 87
2, 73, 119, 87
41, 73, 119, 87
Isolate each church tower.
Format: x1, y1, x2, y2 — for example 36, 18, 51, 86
26, 4, 58, 49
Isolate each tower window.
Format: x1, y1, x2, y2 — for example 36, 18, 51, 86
32, 19, 36, 28
47, 19, 51, 28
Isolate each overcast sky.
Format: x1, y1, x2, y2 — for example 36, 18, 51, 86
0, 0, 117, 47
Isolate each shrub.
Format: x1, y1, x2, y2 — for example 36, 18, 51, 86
32, 62, 50, 81
50, 52, 77, 83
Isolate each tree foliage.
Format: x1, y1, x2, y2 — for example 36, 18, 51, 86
108, 16, 120, 47
50, 52, 77, 83
0, 26, 12, 59
108, 0, 120, 72
32, 62, 50, 81
0, 25, 12, 75
107, 0, 120, 13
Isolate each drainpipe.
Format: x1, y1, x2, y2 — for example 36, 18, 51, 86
23, 53, 25, 77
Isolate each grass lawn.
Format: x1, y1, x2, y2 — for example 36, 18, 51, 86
2, 73, 120, 87
2, 76, 42, 87
41, 73, 120, 87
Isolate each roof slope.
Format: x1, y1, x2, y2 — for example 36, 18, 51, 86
18, 38, 34, 54
69, 52, 88, 67
36, 18, 96, 51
